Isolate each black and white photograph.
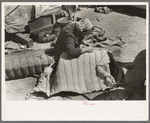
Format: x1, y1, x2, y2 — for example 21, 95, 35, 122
2, 2, 149, 121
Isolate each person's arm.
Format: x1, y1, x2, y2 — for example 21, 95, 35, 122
65, 35, 82, 58
65, 35, 94, 58
96, 65, 116, 86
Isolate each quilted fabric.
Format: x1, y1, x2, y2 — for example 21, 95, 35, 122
48, 49, 112, 95
5, 50, 54, 80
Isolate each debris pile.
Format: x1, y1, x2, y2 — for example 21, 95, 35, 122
94, 6, 112, 14
5, 5, 66, 48
5, 5, 67, 80
81, 26, 126, 49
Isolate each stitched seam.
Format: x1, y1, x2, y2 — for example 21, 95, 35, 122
25, 56, 29, 76
10, 58, 15, 79
77, 56, 82, 93
88, 52, 94, 91
63, 56, 69, 91
70, 59, 76, 92
94, 51, 101, 89
83, 54, 88, 92
89, 53, 96, 90
57, 63, 61, 93
18, 57, 22, 77
74, 58, 80, 92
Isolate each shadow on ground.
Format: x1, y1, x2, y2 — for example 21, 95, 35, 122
109, 5, 146, 19
88, 5, 146, 19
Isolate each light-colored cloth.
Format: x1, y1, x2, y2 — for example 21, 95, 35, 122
76, 18, 93, 32
34, 49, 116, 97
5, 5, 34, 33
34, 66, 53, 96
35, 5, 63, 18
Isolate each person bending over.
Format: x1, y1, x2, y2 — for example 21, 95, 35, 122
54, 17, 94, 59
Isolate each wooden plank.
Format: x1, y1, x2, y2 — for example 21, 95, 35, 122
8, 33, 33, 48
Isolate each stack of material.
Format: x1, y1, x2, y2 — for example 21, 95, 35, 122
81, 26, 125, 49
94, 6, 112, 14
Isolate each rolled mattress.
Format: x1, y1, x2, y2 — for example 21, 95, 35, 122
5, 49, 54, 80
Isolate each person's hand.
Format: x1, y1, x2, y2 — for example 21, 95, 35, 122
105, 76, 116, 85
86, 47, 94, 53
79, 44, 87, 48
81, 47, 94, 54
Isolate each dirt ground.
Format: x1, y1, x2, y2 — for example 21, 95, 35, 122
5, 6, 146, 101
